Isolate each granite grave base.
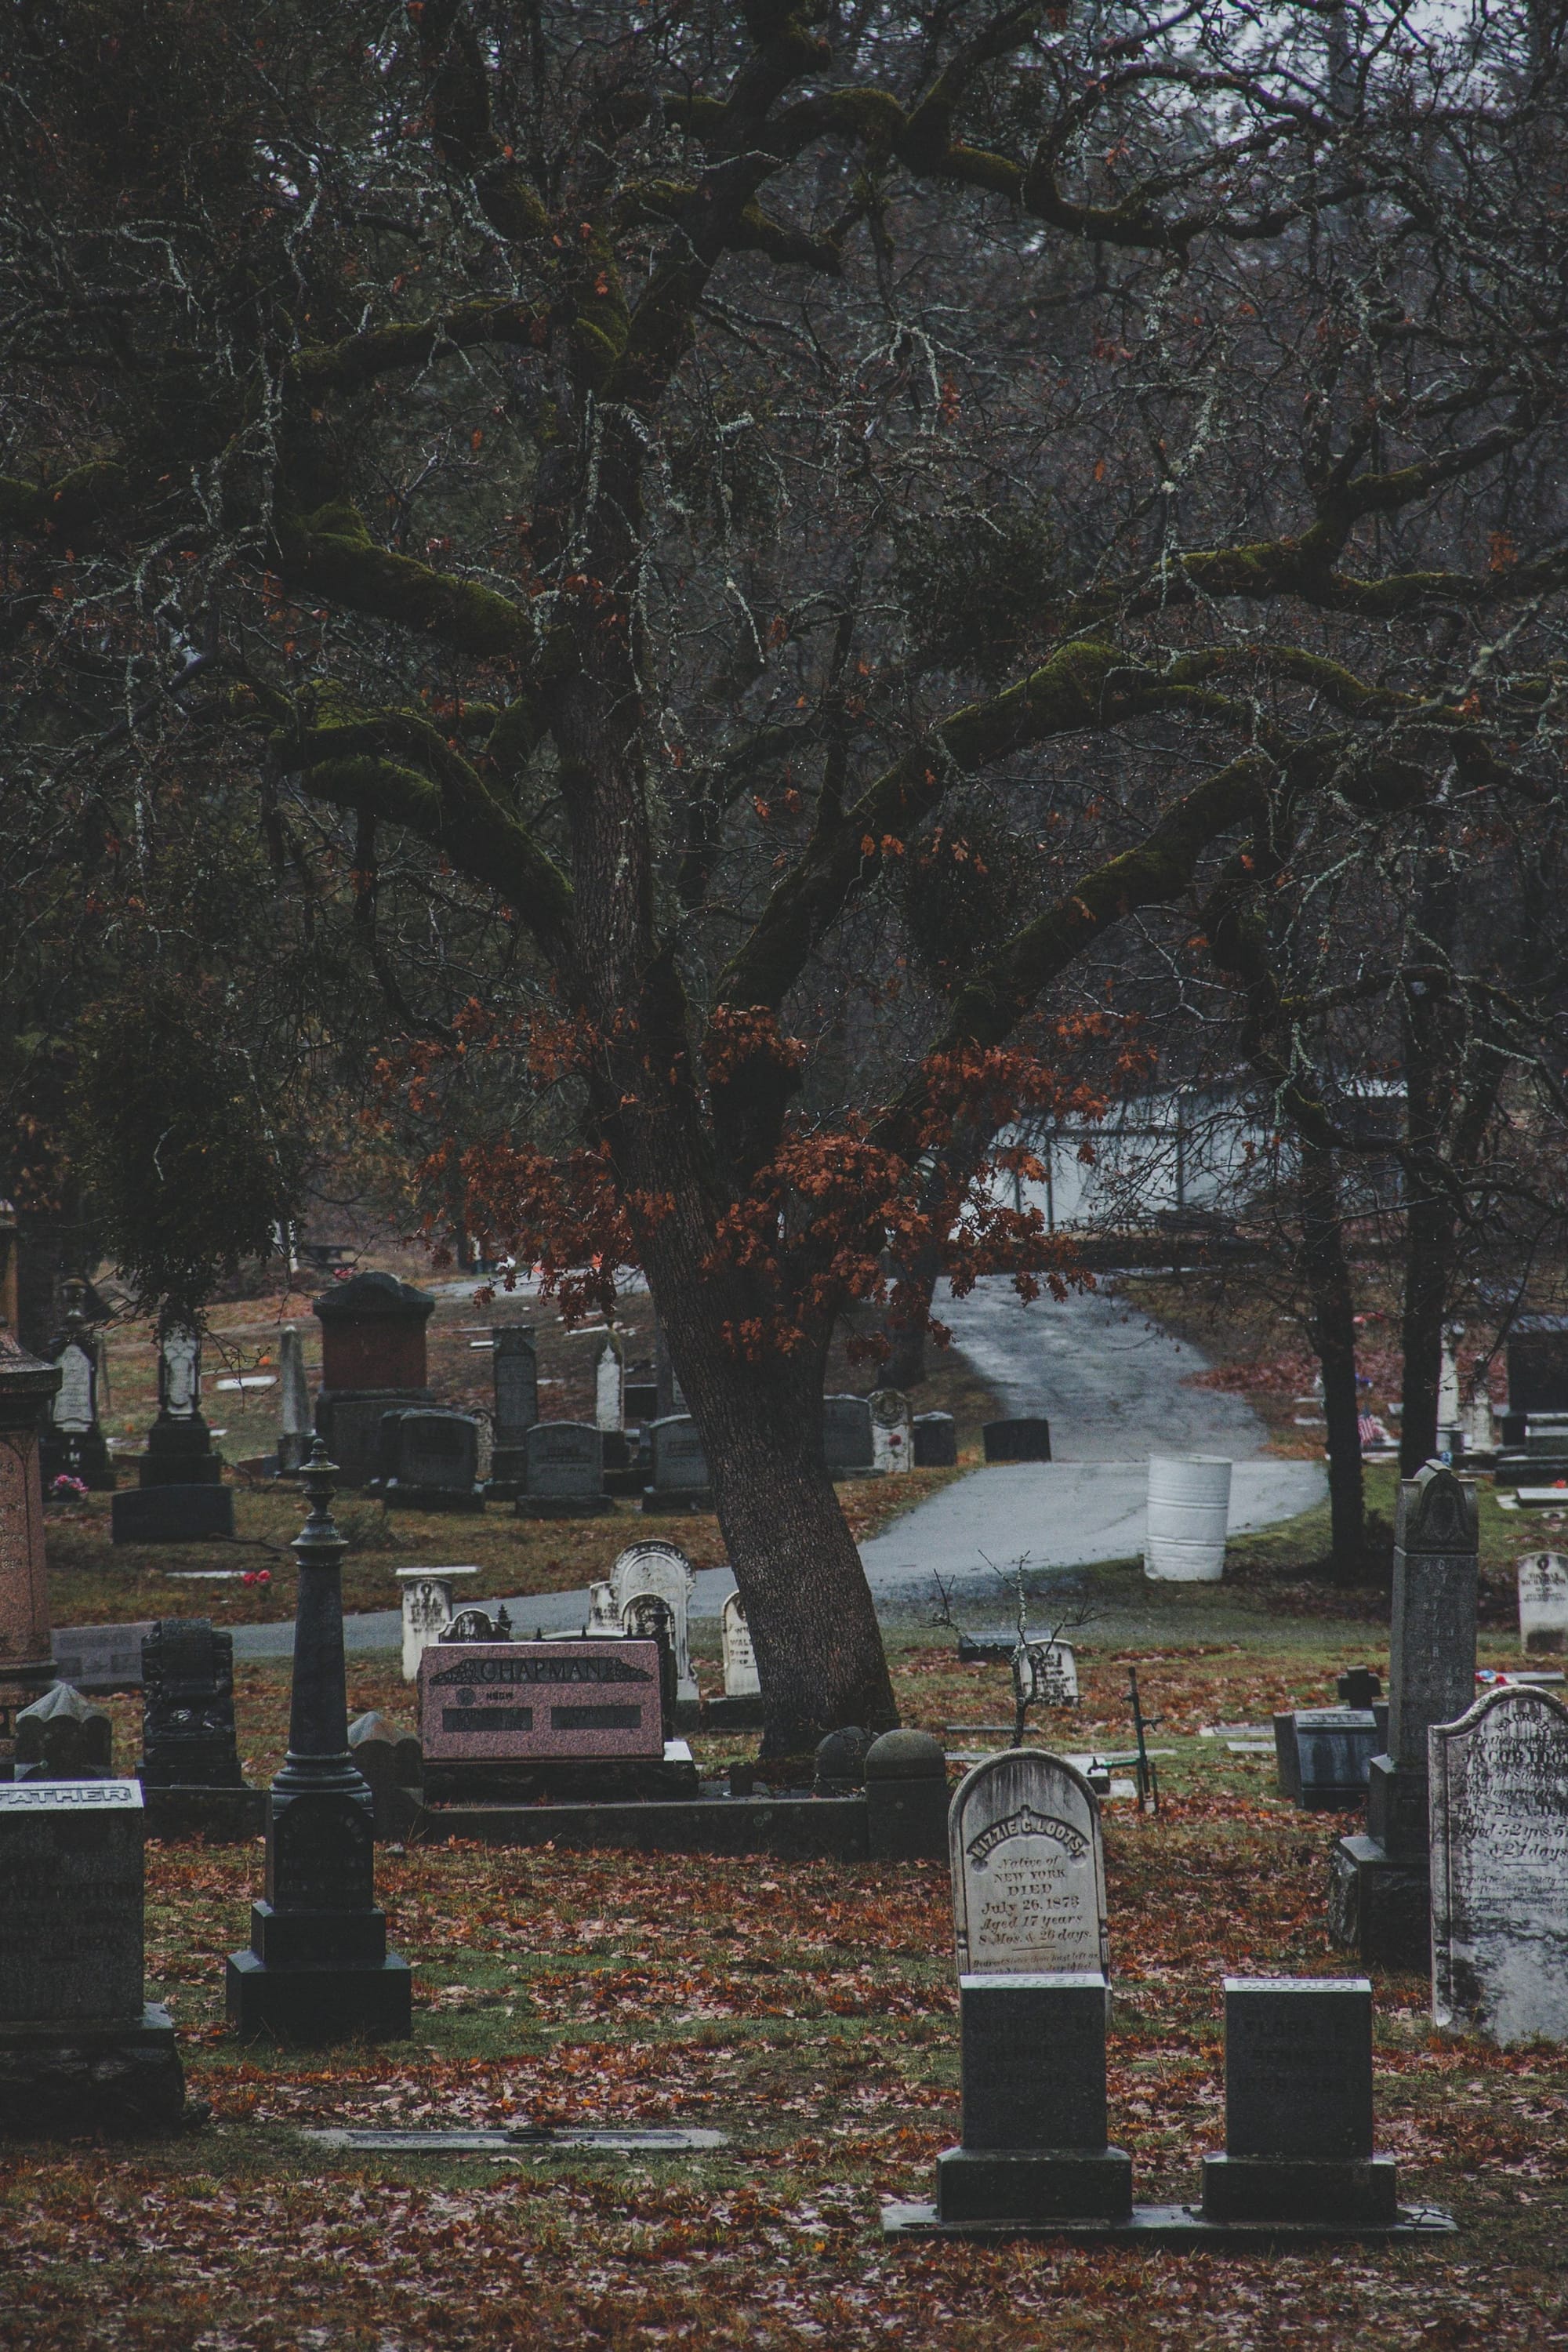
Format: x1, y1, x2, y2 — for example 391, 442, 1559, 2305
421, 1743, 700, 1807
935, 2145, 1133, 2223
1328, 1834, 1432, 1969
702, 1693, 766, 1730
881, 2200, 1456, 2246
226, 1951, 414, 2043
111, 1485, 236, 1544
641, 1486, 714, 1515
410, 1790, 873, 1860
0, 2004, 191, 2136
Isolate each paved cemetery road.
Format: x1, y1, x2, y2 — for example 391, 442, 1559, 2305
231, 1278, 1322, 1659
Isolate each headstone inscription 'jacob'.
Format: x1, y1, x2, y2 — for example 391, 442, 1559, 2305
950, 1751, 1109, 1980
1431, 1685, 1568, 2047
1517, 1552, 1568, 1654
419, 1640, 666, 1764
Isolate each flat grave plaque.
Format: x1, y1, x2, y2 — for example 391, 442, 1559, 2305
305, 2124, 728, 2154
419, 1639, 666, 1763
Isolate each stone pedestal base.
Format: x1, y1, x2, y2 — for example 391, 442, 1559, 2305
1328, 1835, 1431, 1969
935, 2145, 1133, 2225
0, 2004, 189, 2136
1201, 2154, 1399, 2226
226, 1951, 412, 2042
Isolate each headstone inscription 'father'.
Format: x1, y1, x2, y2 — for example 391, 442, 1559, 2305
1431, 1685, 1568, 2047
950, 1751, 1109, 1980
0, 1780, 187, 2132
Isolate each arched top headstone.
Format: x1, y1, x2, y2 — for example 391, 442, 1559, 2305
1432, 1683, 1568, 2045
1397, 1461, 1478, 1553
949, 1749, 1109, 1980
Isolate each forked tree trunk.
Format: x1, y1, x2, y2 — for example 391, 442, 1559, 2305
1298, 1140, 1364, 1575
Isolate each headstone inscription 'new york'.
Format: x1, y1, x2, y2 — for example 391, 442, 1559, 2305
419, 1640, 666, 1764
1431, 1684, 1568, 2047
950, 1750, 1109, 1980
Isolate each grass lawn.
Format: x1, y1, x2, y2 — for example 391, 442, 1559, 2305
6, 1612, 1566, 2350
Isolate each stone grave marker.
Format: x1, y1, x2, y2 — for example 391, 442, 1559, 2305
594, 1332, 624, 1432
311, 1271, 435, 1490
1200, 1978, 1400, 2225
1431, 1684, 1568, 2046
721, 1592, 759, 1699
1017, 1642, 1080, 1708
822, 1395, 874, 1476
517, 1420, 611, 1515
612, 1541, 698, 1704
913, 1412, 958, 1468
982, 1418, 1053, 1465
935, 1972, 1132, 2225
866, 1728, 949, 1860
869, 1388, 913, 1475
587, 1581, 621, 1634
1517, 1552, 1568, 1653
486, 1326, 538, 1498
419, 1639, 666, 1766
277, 1323, 311, 1474
15, 1682, 114, 1780
0, 1334, 60, 1747
139, 1619, 244, 1788
39, 1285, 114, 1490
1273, 1708, 1380, 1809
0, 1780, 186, 2132
623, 1359, 659, 1425
950, 1750, 1109, 1979
641, 1414, 711, 1512
114, 1319, 235, 1543
395, 1566, 479, 1683
51, 1621, 154, 1693
654, 1322, 685, 1417
347, 1710, 423, 1841
369, 1406, 482, 1508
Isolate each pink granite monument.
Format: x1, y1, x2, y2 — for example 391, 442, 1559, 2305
419, 1639, 666, 1764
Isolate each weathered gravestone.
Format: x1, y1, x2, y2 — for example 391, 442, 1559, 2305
312, 1271, 435, 1490
38, 1283, 114, 1490
1330, 1463, 1477, 1969
139, 1619, 245, 1788
1016, 1642, 1080, 1709
51, 1620, 154, 1694
113, 1319, 234, 1543
594, 1332, 624, 1433
1273, 1709, 1381, 1809
227, 1443, 412, 2042
1431, 1684, 1568, 2046
587, 1580, 622, 1634
15, 1682, 114, 1780
642, 1415, 712, 1513
950, 1750, 1109, 1979
822, 1395, 875, 1477
721, 1592, 759, 1699
0, 1780, 187, 2132
934, 1973, 1131, 2225
395, 1566, 480, 1682
347, 1711, 423, 1842
369, 1406, 483, 1508
612, 1541, 698, 1704
1516, 1552, 1568, 1654
982, 1418, 1053, 1465
276, 1323, 311, 1474
516, 1421, 611, 1516
866, 1728, 949, 1861
870, 1388, 913, 1475
913, 1411, 958, 1468
485, 1326, 539, 1499
1200, 1979, 1401, 2225
654, 1323, 686, 1418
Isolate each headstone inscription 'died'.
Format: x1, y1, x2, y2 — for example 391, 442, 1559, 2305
395, 1566, 479, 1682
419, 1640, 665, 1763
950, 1750, 1109, 1979
721, 1592, 760, 1699
1431, 1685, 1568, 2046
0, 1780, 187, 2132
1200, 1980, 1400, 2226
139, 1619, 244, 1788
1517, 1552, 1568, 1653
611, 1541, 698, 1704
517, 1421, 610, 1516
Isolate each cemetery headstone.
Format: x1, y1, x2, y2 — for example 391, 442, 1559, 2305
623, 1359, 659, 1425
1506, 1315, 1568, 1417
587, 1580, 622, 1634
227, 1443, 412, 2042
593, 1331, 625, 1432
485, 1325, 539, 1498
612, 1541, 698, 1704
0, 1779, 188, 2132
913, 1411, 958, 1468
139, 1619, 245, 1788
982, 1418, 1053, 1465
311, 1272, 435, 1490
621, 1597, 678, 1737
15, 1682, 114, 1780
395, 1566, 480, 1682
38, 1282, 114, 1490
822, 1395, 875, 1477
368, 1406, 483, 1508
347, 1711, 423, 1842
113, 1318, 236, 1544
866, 1728, 949, 1860
51, 1621, 155, 1693
420, 1639, 666, 1767
516, 1421, 611, 1516
950, 1750, 1109, 1979
1016, 1642, 1080, 1709
813, 1726, 869, 1795
1338, 1668, 1383, 1708
1330, 1463, 1477, 1968
1516, 1552, 1568, 1654
721, 1592, 759, 1700
642, 1415, 713, 1513
935, 1972, 1132, 2224
277, 1324, 311, 1474
1431, 1684, 1568, 2046
1273, 1709, 1380, 1809
0, 1331, 62, 1745
1200, 1978, 1399, 2225
869, 1388, 914, 1475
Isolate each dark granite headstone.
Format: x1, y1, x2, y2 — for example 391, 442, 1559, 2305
140, 1620, 244, 1789
517, 1421, 611, 1517
369, 1406, 482, 1508
1273, 1709, 1380, 1809
1200, 1978, 1397, 2224
913, 1412, 958, 1468
111, 1484, 236, 1544
982, 1418, 1052, 1464
936, 1975, 1131, 2224
485, 1326, 539, 1497
822, 1395, 874, 1475
1507, 1317, 1568, 1416
15, 1682, 114, 1780
1338, 1668, 1383, 1709
623, 1361, 659, 1425
311, 1272, 436, 1489
813, 1726, 869, 1795
642, 1416, 712, 1512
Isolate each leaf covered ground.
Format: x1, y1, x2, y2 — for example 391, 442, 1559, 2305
5, 1639, 1567, 2350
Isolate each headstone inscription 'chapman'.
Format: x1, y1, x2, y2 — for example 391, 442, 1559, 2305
14, 1682, 114, 1780
869, 1388, 913, 1475
913, 1411, 958, 1468
396, 1566, 479, 1682
950, 1751, 1109, 1980
419, 1640, 666, 1766
311, 1272, 435, 1490
369, 1406, 483, 1508
721, 1592, 760, 1700
0, 1780, 187, 2133
516, 1420, 611, 1516
139, 1619, 244, 1788
51, 1621, 155, 1693
485, 1325, 539, 1498
822, 1395, 874, 1476
0, 1332, 62, 1746
227, 1443, 412, 2042
1200, 1980, 1399, 2225
612, 1541, 698, 1704
642, 1415, 712, 1512
1330, 1464, 1477, 1969
1431, 1685, 1568, 2047
277, 1323, 311, 1474
1517, 1552, 1568, 1653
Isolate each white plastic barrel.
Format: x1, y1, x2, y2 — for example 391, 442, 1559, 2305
1144, 1456, 1232, 1582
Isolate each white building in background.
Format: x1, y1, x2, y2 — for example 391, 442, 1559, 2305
993, 1076, 1406, 1233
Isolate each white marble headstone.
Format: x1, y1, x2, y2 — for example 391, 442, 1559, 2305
587, 1580, 622, 1634
869, 1388, 913, 1475
949, 1750, 1109, 1978
720, 1591, 760, 1699
1517, 1553, 1568, 1653
396, 1566, 479, 1684
612, 1541, 697, 1702
1016, 1640, 1079, 1708
1431, 1685, 1568, 2046
278, 1323, 311, 1470
160, 1325, 201, 1419
53, 1341, 96, 1436
593, 1334, 624, 1433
